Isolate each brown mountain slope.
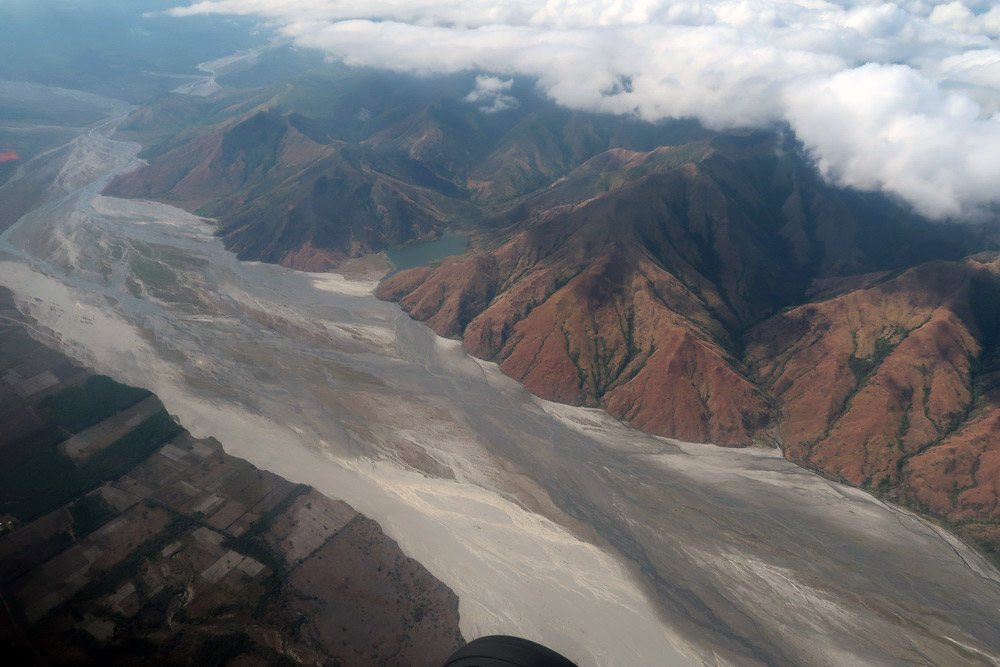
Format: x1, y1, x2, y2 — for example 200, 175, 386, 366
379, 135, 962, 444
366, 106, 711, 206
378, 136, 1000, 556
747, 261, 982, 485
746, 257, 1000, 538
107, 110, 471, 270
105, 68, 717, 270
906, 376, 1000, 552
379, 144, 799, 445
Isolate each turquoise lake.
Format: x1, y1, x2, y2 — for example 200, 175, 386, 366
384, 231, 468, 275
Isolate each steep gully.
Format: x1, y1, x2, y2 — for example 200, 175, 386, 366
0, 92, 999, 666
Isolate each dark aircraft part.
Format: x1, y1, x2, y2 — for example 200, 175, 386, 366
444, 635, 578, 666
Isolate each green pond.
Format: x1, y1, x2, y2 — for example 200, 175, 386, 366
385, 231, 468, 276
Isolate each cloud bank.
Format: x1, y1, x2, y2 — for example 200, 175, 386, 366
168, 1, 1000, 219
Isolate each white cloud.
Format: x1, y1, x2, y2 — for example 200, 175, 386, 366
167, 0, 1000, 219
465, 75, 519, 113
786, 63, 1000, 218
930, 2, 1000, 38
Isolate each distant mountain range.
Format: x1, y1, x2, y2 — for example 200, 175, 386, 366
106, 60, 1000, 563
107, 65, 708, 268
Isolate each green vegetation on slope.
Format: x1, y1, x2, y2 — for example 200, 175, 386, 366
848, 337, 896, 384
